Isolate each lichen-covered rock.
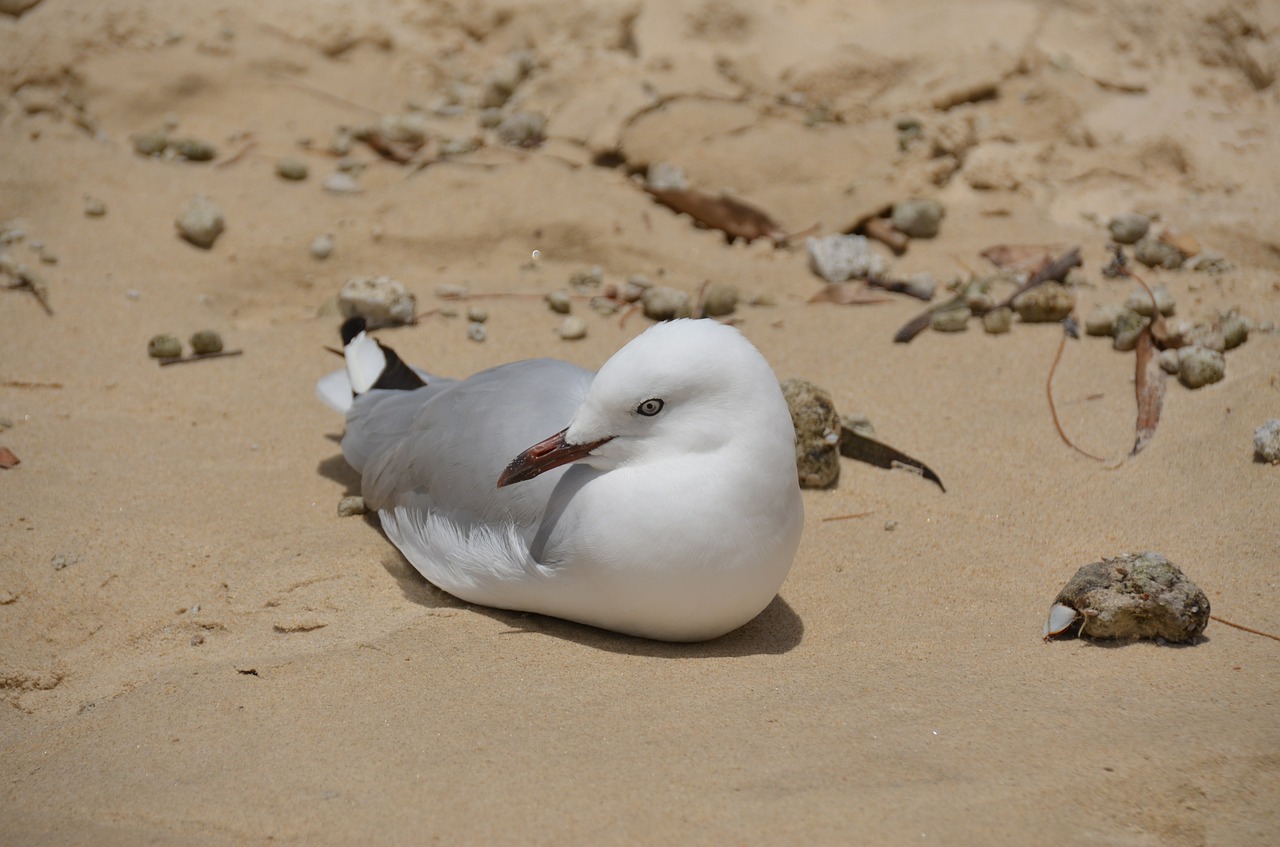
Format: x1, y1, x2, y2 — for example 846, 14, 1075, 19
1013, 282, 1075, 323
1254, 419, 1280, 463
641, 287, 691, 321
781, 378, 841, 489
1125, 284, 1175, 317
1134, 237, 1183, 270
189, 330, 223, 355
1219, 312, 1248, 350
169, 137, 217, 161
1107, 212, 1150, 245
1111, 310, 1149, 352
276, 158, 309, 181
338, 275, 416, 328
1177, 345, 1225, 389
147, 334, 182, 359
701, 283, 738, 317
1043, 552, 1209, 643
890, 199, 945, 239
1084, 303, 1126, 336
981, 307, 1012, 334
930, 307, 970, 332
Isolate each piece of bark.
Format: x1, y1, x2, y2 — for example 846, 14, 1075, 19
808, 283, 893, 305
839, 428, 945, 492
645, 187, 787, 244
861, 217, 908, 255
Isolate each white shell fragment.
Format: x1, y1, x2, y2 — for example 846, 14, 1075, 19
1043, 603, 1080, 637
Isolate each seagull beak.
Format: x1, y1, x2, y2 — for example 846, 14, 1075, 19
497, 427, 613, 488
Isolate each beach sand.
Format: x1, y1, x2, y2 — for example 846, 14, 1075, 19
2, 1, 1278, 843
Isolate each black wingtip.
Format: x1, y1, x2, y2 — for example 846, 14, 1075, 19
340, 317, 367, 346
372, 342, 428, 391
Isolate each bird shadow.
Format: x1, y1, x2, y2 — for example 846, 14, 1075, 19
316, 444, 361, 497
380, 550, 804, 658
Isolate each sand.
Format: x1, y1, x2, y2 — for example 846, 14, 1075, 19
2, 0, 1278, 843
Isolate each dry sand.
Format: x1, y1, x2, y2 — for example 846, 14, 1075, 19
2, 1, 1279, 844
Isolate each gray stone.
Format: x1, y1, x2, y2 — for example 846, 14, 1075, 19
276, 158, 309, 181
1177, 345, 1225, 389
806, 234, 887, 283
890, 199, 945, 239
641, 287, 691, 321
175, 195, 225, 249
1107, 212, 1150, 245
1134, 237, 1183, 270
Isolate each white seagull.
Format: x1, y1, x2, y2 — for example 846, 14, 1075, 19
317, 318, 803, 641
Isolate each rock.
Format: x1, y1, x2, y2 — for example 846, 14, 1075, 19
701, 283, 739, 317
1219, 312, 1248, 350
467, 322, 486, 342
441, 135, 481, 157
1158, 348, 1179, 375
323, 172, 361, 194
1125, 284, 1175, 317
545, 290, 572, 314
1177, 345, 1225, 389
981, 306, 1013, 334
147, 334, 182, 359
569, 266, 603, 292
646, 162, 687, 191
930, 307, 970, 332
901, 273, 937, 301
466, 306, 488, 323
169, 137, 216, 161
806, 234, 887, 283
435, 284, 470, 300
189, 330, 223, 355
557, 316, 587, 340
1254, 419, 1280, 463
890, 199, 945, 239
1107, 212, 1150, 245
620, 274, 651, 302
337, 275, 416, 328
590, 296, 620, 316
496, 111, 546, 147
83, 196, 107, 217
641, 287, 691, 321
1043, 552, 1209, 643
1085, 303, 1126, 336
337, 495, 367, 517
1109, 309, 1147, 351
1134, 237, 1183, 270
276, 158, 309, 180
131, 129, 170, 156
1013, 282, 1075, 323
309, 234, 334, 260
174, 195, 225, 249
781, 378, 841, 489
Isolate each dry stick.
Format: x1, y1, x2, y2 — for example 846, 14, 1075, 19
0, 379, 62, 389
1046, 326, 1107, 462
269, 73, 381, 117
158, 350, 244, 367
215, 138, 258, 169
1210, 615, 1280, 642
821, 512, 875, 522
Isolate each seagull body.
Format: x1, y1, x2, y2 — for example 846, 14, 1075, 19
317, 318, 803, 641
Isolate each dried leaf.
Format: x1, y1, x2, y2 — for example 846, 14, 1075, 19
979, 244, 1059, 275
646, 187, 787, 244
1130, 325, 1165, 457
839, 428, 945, 491
808, 283, 893, 305
0, 447, 19, 469
1159, 229, 1200, 258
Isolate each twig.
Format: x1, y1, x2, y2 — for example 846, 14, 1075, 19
0, 379, 62, 389
862, 217, 908, 255
158, 350, 244, 367
821, 511, 875, 522
215, 137, 258, 169
268, 73, 381, 117
1210, 615, 1280, 642
1046, 321, 1106, 462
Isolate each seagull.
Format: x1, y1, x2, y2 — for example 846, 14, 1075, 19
317, 317, 804, 641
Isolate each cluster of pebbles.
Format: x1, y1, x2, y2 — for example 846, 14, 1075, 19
146, 330, 224, 360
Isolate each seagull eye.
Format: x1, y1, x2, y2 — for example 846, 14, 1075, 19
636, 398, 664, 417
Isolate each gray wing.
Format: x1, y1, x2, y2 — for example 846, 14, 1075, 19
344, 358, 593, 532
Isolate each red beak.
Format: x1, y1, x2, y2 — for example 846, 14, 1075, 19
497, 428, 613, 488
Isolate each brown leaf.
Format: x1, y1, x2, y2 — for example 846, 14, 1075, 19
0, 447, 19, 469
808, 283, 893, 305
646, 187, 787, 244
979, 244, 1059, 275
1159, 229, 1201, 258
839, 428, 945, 491
1130, 325, 1165, 457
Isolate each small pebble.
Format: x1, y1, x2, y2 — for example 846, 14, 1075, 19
545, 290, 572, 314
276, 158, 309, 181
189, 330, 223, 355
646, 162, 687, 191
131, 129, 169, 156
1219, 313, 1248, 350
1085, 303, 1126, 336
931, 307, 970, 332
337, 495, 367, 517
1178, 345, 1225, 389
328, 128, 354, 156
496, 111, 546, 147
890, 199, 945, 239
620, 274, 652, 302
590, 296, 620, 316
1253, 419, 1280, 463
467, 322, 487, 342
466, 306, 488, 323
1125, 284, 1176, 317
169, 137, 216, 161
1134, 237, 1183, 270
642, 287, 691, 321
981, 306, 1013, 334
1112, 316, 1150, 352
782, 378, 841, 489
569, 266, 603, 292
147, 334, 182, 359
175, 195, 225, 249
322, 172, 360, 194
1107, 212, 1150, 245
310, 234, 334, 260
1157, 348, 1179, 375
557, 315, 587, 340
701, 283, 739, 317
83, 196, 107, 217
884, 520, 898, 532
1013, 282, 1075, 323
